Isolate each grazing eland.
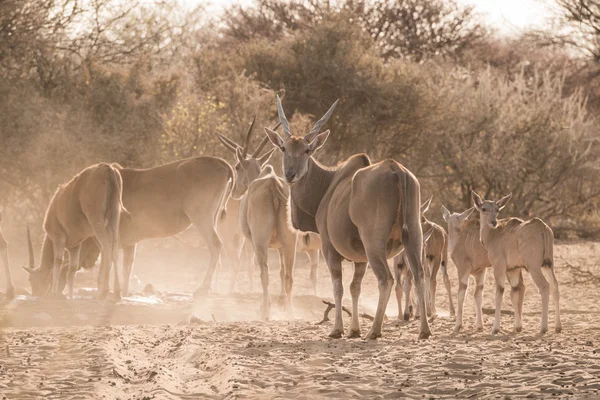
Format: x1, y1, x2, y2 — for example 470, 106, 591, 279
264, 96, 429, 339
23, 163, 126, 299
471, 191, 561, 334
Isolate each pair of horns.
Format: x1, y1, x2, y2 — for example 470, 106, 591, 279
217, 118, 281, 159
276, 95, 339, 140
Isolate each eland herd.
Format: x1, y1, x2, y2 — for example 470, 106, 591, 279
1, 95, 562, 339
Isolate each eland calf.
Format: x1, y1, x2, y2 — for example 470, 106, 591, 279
394, 225, 435, 320
471, 191, 561, 334
265, 96, 429, 339
441, 205, 490, 333
394, 196, 454, 320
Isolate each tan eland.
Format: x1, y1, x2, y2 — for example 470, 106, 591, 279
24, 163, 126, 299
471, 191, 561, 334
68, 156, 234, 297
441, 205, 490, 333
393, 196, 455, 320
215, 117, 279, 293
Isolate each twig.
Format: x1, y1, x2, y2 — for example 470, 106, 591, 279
558, 256, 600, 286
317, 300, 384, 324
211, 314, 217, 323
5, 345, 9, 357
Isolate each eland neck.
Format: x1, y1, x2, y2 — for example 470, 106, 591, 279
289, 157, 336, 232
38, 235, 55, 271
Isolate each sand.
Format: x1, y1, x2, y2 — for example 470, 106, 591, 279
1, 240, 600, 399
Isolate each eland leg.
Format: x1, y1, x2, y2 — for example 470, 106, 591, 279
528, 266, 550, 335
323, 245, 344, 338
0, 234, 14, 299
507, 268, 525, 332
473, 268, 486, 331
121, 245, 136, 297
348, 262, 367, 338
491, 266, 507, 335
195, 224, 223, 297
364, 250, 394, 340
543, 266, 562, 333
66, 245, 81, 300
454, 267, 470, 333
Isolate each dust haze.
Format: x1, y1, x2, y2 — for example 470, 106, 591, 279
3, 0, 600, 398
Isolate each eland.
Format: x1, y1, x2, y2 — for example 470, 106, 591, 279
264, 96, 429, 339
471, 191, 561, 334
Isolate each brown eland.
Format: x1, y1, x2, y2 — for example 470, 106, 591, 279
264, 96, 429, 339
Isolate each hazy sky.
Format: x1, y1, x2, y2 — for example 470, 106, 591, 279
181, 0, 554, 35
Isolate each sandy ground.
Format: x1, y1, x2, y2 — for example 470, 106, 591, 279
1, 240, 600, 399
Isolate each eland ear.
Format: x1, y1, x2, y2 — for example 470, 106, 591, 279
264, 127, 285, 150
441, 205, 451, 222
308, 130, 330, 153
258, 148, 276, 167
496, 193, 512, 210
471, 190, 483, 211
421, 196, 433, 215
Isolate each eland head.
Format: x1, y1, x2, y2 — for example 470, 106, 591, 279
264, 95, 339, 184
216, 117, 278, 199
471, 191, 512, 229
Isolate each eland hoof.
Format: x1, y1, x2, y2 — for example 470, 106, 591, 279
365, 329, 382, 340
515, 326, 522, 333
491, 328, 500, 335
555, 326, 562, 334
193, 286, 210, 299
347, 330, 361, 339
328, 329, 343, 339
540, 327, 548, 335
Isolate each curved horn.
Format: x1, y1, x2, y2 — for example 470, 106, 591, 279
305, 99, 339, 142
276, 95, 291, 138
215, 132, 240, 153
27, 226, 34, 269
252, 121, 281, 158
241, 116, 256, 158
